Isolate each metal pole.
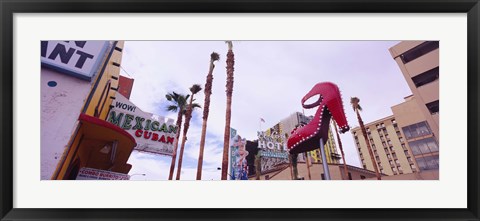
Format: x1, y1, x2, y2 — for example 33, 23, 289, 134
319, 138, 331, 180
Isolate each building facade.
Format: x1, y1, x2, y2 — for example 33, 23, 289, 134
389, 41, 440, 174
351, 115, 417, 176
388, 41, 439, 140
350, 41, 439, 178
41, 41, 136, 180
392, 96, 439, 172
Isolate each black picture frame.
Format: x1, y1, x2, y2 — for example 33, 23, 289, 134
1, 0, 479, 220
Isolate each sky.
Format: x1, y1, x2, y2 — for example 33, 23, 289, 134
122, 41, 412, 180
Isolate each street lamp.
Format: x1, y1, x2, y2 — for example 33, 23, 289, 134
217, 167, 234, 180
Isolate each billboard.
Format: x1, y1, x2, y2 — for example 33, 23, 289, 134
107, 93, 177, 156
229, 128, 249, 180
41, 41, 109, 81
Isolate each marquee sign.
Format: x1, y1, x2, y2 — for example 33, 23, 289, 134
107, 93, 177, 156
41, 41, 109, 81
257, 131, 288, 159
76, 167, 129, 180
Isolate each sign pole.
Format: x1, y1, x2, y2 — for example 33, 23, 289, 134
319, 138, 331, 180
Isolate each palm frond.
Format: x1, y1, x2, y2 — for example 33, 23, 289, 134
190, 84, 202, 94
166, 105, 178, 112
191, 103, 202, 109
350, 97, 361, 111
211, 52, 220, 61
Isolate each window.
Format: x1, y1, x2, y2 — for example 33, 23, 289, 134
348, 172, 353, 180
360, 175, 366, 180
387, 154, 391, 159
415, 157, 428, 171
416, 122, 431, 136
412, 67, 439, 88
402, 121, 432, 140
404, 150, 410, 156
426, 100, 439, 115
321, 173, 325, 180
392, 153, 397, 159
400, 41, 439, 63
424, 155, 439, 170
409, 137, 439, 155
391, 119, 396, 124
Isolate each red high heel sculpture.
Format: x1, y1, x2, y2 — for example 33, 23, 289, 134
287, 82, 350, 155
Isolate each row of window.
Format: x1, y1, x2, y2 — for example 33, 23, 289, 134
400, 41, 439, 64
408, 137, 439, 155
402, 121, 432, 140
426, 100, 439, 115
412, 66, 439, 88
415, 155, 439, 171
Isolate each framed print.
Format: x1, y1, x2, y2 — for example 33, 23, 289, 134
1, 0, 479, 220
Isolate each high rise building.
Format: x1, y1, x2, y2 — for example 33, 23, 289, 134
350, 41, 440, 178
389, 41, 439, 173
388, 41, 439, 140
351, 116, 417, 176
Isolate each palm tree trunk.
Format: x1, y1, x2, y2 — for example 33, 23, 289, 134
290, 153, 299, 180
196, 61, 215, 180
333, 121, 349, 180
221, 46, 234, 180
176, 97, 194, 180
168, 110, 183, 180
255, 152, 261, 180
356, 109, 381, 180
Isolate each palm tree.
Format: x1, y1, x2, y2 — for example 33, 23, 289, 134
350, 97, 381, 180
176, 84, 202, 180
166, 92, 189, 180
332, 120, 349, 180
196, 52, 220, 180
221, 41, 235, 180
